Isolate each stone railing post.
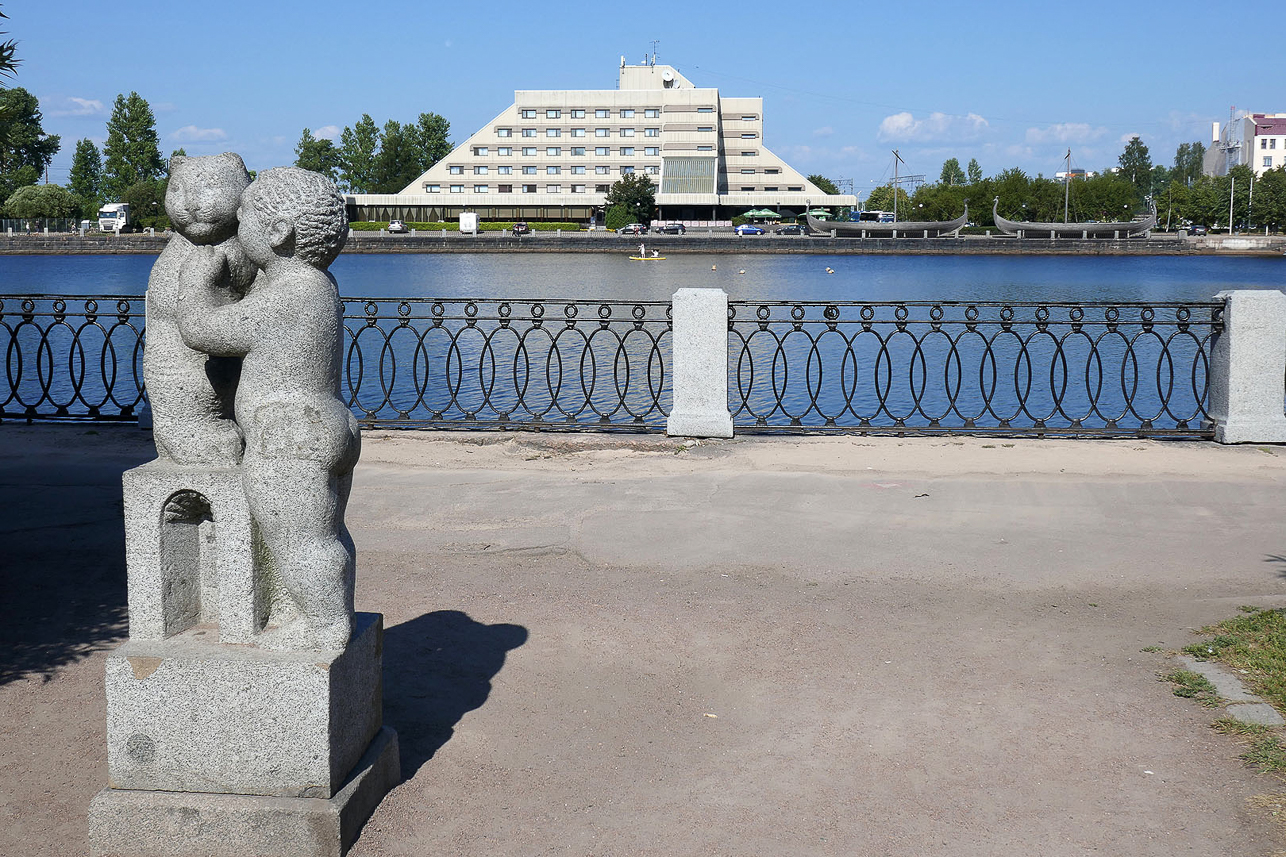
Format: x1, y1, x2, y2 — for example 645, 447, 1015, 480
1209, 289, 1286, 443
666, 288, 733, 438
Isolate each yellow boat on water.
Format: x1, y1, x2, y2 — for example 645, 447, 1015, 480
629, 255, 667, 261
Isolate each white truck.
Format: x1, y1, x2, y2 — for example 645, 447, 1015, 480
459, 211, 479, 236
98, 203, 131, 233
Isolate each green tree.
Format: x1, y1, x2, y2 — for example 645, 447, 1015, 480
371, 119, 420, 194
3, 182, 77, 223
1252, 166, 1286, 232
967, 158, 983, 184
68, 137, 102, 217
807, 174, 839, 195
102, 92, 164, 199
939, 158, 966, 186
122, 178, 168, 229
0, 4, 18, 83
865, 184, 911, 215
1172, 142, 1205, 186
604, 203, 629, 231
294, 128, 340, 181
604, 172, 656, 224
337, 114, 379, 193
1118, 136, 1153, 196
0, 87, 58, 202
408, 112, 452, 174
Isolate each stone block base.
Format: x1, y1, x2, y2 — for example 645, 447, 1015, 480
665, 411, 734, 439
89, 726, 399, 857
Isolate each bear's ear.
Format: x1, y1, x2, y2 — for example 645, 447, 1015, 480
220, 153, 251, 186
169, 155, 187, 172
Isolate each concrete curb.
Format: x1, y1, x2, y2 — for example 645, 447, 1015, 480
1178, 655, 1285, 726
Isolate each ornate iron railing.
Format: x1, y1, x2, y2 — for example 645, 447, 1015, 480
0, 296, 674, 430
727, 301, 1221, 437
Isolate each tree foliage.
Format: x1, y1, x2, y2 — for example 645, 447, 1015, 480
866, 184, 911, 215
122, 178, 169, 229
807, 174, 839, 195
68, 138, 102, 217
337, 115, 380, 193
1172, 142, 1205, 186
333, 112, 453, 194
102, 92, 163, 199
939, 158, 966, 186
294, 128, 341, 182
967, 158, 983, 184
0, 4, 18, 83
1118, 136, 1153, 197
0, 87, 58, 202
604, 172, 656, 224
3, 182, 77, 220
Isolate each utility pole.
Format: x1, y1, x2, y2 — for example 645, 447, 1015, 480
892, 149, 904, 222
1229, 177, 1235, 234
1063, 149, 1071, 224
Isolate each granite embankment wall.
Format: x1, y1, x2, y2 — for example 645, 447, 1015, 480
2, 232, 1283, 256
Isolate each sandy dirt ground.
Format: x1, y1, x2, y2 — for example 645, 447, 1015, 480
3, 425, 1286, 856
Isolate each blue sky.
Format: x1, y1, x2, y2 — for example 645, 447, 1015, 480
6, 0, 1281, 196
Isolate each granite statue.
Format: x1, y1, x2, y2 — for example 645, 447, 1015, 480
143, 153, 257, 465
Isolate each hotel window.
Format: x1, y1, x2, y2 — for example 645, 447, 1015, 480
645, 108, 659, 118
620, 109, 635, 118
449, 166, 463, 175
740, 186, 754, 191
595, 184, 610, 193
474, 184, 488, 193
450, 184, 464, 193
644, 147, 659, 156
496, 128, 512, 137
522, 128, 537, 138
522, 184, 537, 193
571, 109, 586, 119
497, 147, 512, 156
523, 166, 538, 174
571, 184, 586, 193
475, 166, 488, 175
645, 128, 659, 137
764, 186, 778, 191
697, 145, 713, 151
571, 165, 586, 175
741, 132, 757, 139
521, 109, 537, 119
595, 128, 610, 137
620, 147, 634, 156
645, 165, 659, 175
1261, 138, 1267, 149
1273, 139, 1278, 149
571, 128, 585, 137
595, 165, 610, 174
595, 147, 609, 156
473, 146, 488, 156
571, 147, 585, 156
742, 151, 756, 157
741, 114, 757, 121
697, 126, 713, 133
498, 166, 512, 175
546, 109, 560, 119
522, 147, 537, 156
788, 186, 802, 191
1266, 156, 1274, 168
765, 168, 779, 174
620, 128, 636, 137
546, 128, 560, 138
697, 107, 714, 113
595, 108, 609, 118
620, 166, 634, 174
424, 184, 440, 193
741, 169, 756, 174
498, 184, 513, 193
546, 184, 561, 193
546, 146, 561, 156
547, 166, 560, 175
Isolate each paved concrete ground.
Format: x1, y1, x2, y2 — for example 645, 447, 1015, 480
2, 426, 1285, 856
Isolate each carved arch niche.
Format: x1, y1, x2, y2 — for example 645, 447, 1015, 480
158, 489, 219, 636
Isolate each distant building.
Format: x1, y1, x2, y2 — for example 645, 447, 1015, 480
1054, 169, 1095, 180
1205, 111, 1286, 177
345, 59, 856, 224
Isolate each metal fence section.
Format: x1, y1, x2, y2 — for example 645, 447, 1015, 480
1, 296, 146, 422
345, 298, 672, 429
727, 301, 1221, 437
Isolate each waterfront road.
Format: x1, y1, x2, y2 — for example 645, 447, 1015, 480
3, 426, 1285, 855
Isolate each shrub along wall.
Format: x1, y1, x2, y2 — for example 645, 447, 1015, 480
350, 221, 584, 232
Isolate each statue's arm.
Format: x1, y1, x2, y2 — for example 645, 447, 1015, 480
175, 246, 258, 356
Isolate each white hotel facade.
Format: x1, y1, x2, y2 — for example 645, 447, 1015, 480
345, 60, 856, 224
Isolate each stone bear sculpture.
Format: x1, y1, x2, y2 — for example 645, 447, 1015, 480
144, 153, 259, 464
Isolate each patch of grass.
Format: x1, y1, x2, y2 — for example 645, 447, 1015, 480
1214, 718, 1286, 776
1184, 607, 1286, 712
1162, 669, 1221, 706
1141, 645, 1164, 653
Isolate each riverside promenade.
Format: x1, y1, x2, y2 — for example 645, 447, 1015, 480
3, 426, 1285, 856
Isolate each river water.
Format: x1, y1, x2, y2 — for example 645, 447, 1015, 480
1, 251, 1283, 302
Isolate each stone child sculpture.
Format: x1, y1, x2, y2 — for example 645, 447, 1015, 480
175, 167, 359, 650
144, 153, 258, 464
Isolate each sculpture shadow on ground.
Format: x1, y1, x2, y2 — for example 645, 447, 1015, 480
0, 432, 148, 687
1265, 554, 1286, 580
382, 610, 529, 778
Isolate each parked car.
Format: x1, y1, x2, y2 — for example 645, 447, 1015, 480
774, 223, 803, 235
653, 223, 686, 234
616, 223, 647, 235
387, 219, 408, 234
734, 224, 765, 236
512, 221, 530, 236
1190, 224, 1208, 235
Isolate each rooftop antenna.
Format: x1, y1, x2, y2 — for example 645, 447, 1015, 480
650, 40, 659, 65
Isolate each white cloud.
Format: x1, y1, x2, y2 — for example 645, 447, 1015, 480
49, 96, 106, 117
877, 111, 989, 143
1024, 123, 1106, 145
813, 126, 834, 138
153, 102, 178, 114
171, 125, 228, 142
1118, 131, 1142, 143
314, 125, 341, 140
